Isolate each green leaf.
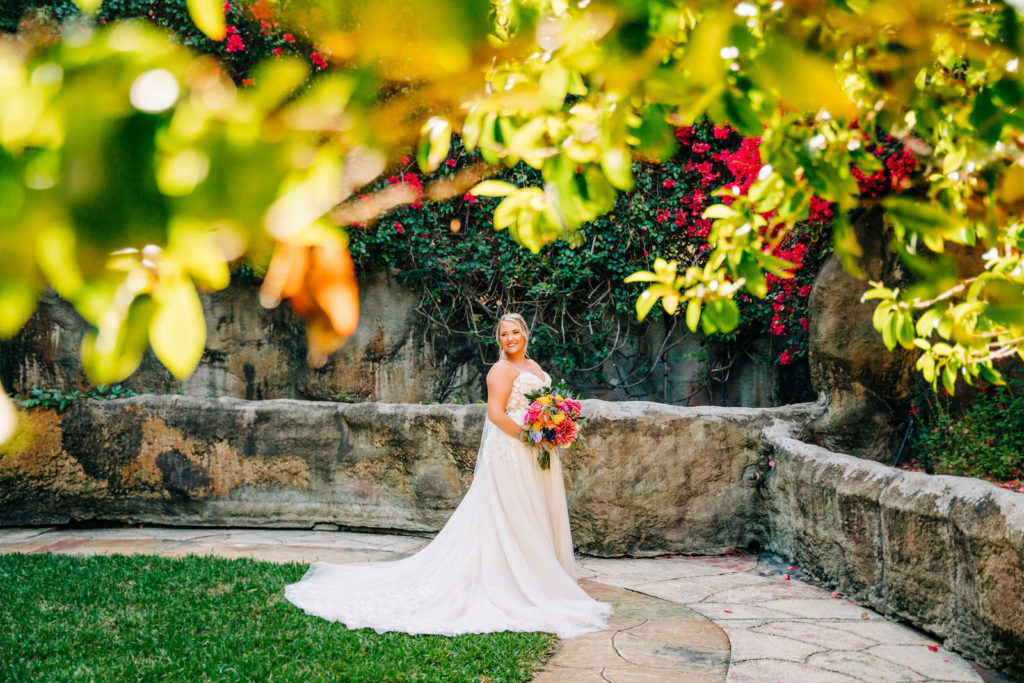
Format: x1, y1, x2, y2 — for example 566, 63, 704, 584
539, 65, 569, 111
599, 148, 634, 192
417, 117, 452, 174
81, 297, 156, 385
186, 0, 226, 41
685, 299, 701, 332
703, 203, 736, 219
149, 278, 207, 380
0, 282, 39, 338
470, 180, 518, 197
636, 290, 658, 321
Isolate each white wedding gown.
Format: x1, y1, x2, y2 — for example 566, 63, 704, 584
284, 370, 611, 638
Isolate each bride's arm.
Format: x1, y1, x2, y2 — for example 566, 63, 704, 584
486, 364, 527, 438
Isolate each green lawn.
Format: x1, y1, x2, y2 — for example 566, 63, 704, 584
0, 553, 555, 682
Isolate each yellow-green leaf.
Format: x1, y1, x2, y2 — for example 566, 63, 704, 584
149, 278, 207, 379
187, 0, 226, 41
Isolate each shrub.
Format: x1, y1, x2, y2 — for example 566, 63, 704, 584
909, 379, 1024, 483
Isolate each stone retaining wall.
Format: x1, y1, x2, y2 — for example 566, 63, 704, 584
762, 420, 1024, 678
0, 396, 814, 557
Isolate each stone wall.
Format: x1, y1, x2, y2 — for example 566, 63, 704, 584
0, 395, 815, 557
0, 276, 811, 408
762, 420, 1024, 678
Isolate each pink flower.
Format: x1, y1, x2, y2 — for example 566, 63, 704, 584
463, 193, 477, 204
226, 32, 245, 52
663, 179, 676, 189
283, 33, 295, 43
779, 350, 792, 365
528, 401, 542, 412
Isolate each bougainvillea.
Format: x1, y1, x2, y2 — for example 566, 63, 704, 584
346, 119, 918, 381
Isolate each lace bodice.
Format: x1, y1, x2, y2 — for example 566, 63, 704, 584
506, 371, 550, 416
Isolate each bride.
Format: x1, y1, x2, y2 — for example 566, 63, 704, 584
284, 313, 610, 638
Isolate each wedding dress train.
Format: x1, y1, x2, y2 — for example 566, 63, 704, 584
284, 370, 610, 638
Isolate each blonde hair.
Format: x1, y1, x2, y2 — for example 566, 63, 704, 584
495, 313, 530, 360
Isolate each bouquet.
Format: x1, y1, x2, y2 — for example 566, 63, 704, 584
521, 380, 584, 469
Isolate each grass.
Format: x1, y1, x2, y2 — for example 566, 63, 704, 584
0, 553, 556, 682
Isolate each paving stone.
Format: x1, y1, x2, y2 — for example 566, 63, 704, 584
532, 664, 610, 682
538, 581, 729, 682
710, 579, 833, 603
866, 644, 983, 682
721, 626, 826, 662
822, 619, 938, 646
751, 620, 878, 650
760, 598, 885, 620
688, 602, 804, 621
634, 573, 766, 604
726, 658, 861, 682
806, 650, 927, 681
602, 665, 724, 682
539, 632, 632, 669
0, 527, 54, 542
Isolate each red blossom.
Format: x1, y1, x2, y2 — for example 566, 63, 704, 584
779, 350, 792, 364
283, 32, 295, 43
226, 32, 245, 52
463, 193, 477, 204
311, 50, 328, 70
271, 47, 283, 58
393, 221, 404, 234
663, 178, 676, 189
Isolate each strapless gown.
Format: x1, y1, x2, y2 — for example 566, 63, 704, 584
283, 370, 611, 637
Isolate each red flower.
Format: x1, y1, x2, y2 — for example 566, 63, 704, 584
692, 142, 710, 154
222, 1, 231, 12
226, 32, 245, 52
271, 47, 283, 58
663, 178, 676, 189
445, 158, 457, 167
463, 192, 477, 204
311, 51, 328, 70
241, 78, 255, 87
283, 33, 295, 43
779, 350, 792, 365
393, 222, 404, 234
656, 209, 670, 223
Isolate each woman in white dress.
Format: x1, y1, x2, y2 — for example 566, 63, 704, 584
284, 313, 610, 638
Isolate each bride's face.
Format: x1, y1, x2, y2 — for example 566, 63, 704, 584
498, 321, 527, 357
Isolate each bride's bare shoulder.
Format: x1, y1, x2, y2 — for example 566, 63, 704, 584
487, 361, 517, 382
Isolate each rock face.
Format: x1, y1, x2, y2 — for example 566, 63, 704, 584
764, 420, 1024, 678
0, 275, 812, 408
804, 208, 917, 462
0, 395, 814, 557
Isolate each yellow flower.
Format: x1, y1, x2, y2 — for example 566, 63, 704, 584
539, 395, 552, 406
532, 421, 542, 430
555, 395, 563, 402
552, 413, 565, 424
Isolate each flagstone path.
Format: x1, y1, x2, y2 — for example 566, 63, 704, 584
0, 526, 1000, 682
